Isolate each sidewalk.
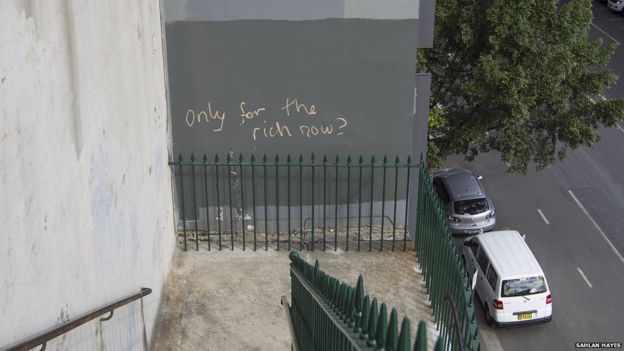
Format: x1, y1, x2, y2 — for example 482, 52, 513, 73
153, 247, 436, 350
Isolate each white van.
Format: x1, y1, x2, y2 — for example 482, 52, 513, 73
462, 230, 552, 327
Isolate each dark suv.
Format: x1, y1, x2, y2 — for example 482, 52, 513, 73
432, 168, 496, 235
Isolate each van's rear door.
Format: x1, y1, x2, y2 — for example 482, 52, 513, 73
500, 276, 551, 321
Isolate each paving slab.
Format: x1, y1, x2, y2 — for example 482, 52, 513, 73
153, 247, 436, 351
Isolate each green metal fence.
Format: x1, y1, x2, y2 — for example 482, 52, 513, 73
286, 251, 443, 351
415, 159, 480, 351
169, 153, 416, 252
169, 153, 481, 350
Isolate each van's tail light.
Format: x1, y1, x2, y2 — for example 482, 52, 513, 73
546, 294, 552, 304
494, 299, 504, 310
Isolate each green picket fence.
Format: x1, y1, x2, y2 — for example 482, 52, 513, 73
169, 153, 481, 350
415, 159, 480, 351
286, 251, 443, 351
169, 153, 416, 252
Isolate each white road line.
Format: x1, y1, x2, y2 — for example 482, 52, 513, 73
577, 267, 593, 288
537, 209, 550, 225
600, 95, 607, 101
617, 123, 624, 133
591, 23, 621, 45
568, 190, 624, 265
589, 97, 596, 104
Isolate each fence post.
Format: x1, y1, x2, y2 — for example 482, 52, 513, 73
311, 153, 316, 251
403, 156, 412, 251
251, 154, 257, 251
380, 156, 387, 251
275, 154, 280, 251
334, 155, 339, 251
203, 154, 211, 251
358, 156, 363, 251
299, 154, 304, 251
263, 154, 268, 251
368, 156, 375, 252
398, 318, 411, 351
227, 153, 234, 250
178, 155, 187, 251
190, 154, 199, 251
346, 156, 352, 252
214, 154, 222, 250
287, 155, 292, 251
239, 154, 246, 251
392, 156, 399, 251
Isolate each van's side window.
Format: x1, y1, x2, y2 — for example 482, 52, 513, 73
486, 266, 498, 292
476, 249, 489, 271
470, 241, 479, 258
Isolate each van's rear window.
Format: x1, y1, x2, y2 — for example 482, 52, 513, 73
454, 198, 488, 215
502, 276, 547, 297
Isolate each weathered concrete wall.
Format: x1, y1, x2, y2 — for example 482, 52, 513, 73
0, 1, 175, 349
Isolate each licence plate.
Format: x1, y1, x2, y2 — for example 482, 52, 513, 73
464, 229, 482, 234
517, 313, 533, 320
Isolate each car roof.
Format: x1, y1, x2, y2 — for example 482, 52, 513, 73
475, 230, 544, 278
437, 168, 484, 200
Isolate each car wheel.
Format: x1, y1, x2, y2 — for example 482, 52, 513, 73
485, 308, 494, 327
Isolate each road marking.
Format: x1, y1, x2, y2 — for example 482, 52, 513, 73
617, 123, 624, 133
568, 190, 624, 265
577, 267, 593, 288
589, 97, 596, 104
591, 23, 621, 45
600, 95, 607, 101
537, 209, 550, 225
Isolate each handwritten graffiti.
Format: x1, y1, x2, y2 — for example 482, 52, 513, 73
184, 97, 348, 141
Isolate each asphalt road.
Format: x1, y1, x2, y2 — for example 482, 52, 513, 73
446, 3, 624, 350
591, 1, 624, 99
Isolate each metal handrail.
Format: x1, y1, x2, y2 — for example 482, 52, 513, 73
281, 296, 300, 351
444, 293, 465, 351
3, 287, 152, 351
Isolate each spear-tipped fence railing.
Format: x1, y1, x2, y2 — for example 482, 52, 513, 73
169, 153, 416, 252
285, 251, 443, 351
415, 158, 481, 351
169, 153, 481, 350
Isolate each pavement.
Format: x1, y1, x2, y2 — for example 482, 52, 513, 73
152, 247, 438, 351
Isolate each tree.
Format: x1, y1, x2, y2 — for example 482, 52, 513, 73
419, 0, 624, 174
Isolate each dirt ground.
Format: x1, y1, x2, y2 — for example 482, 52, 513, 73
152, 246, 437, 351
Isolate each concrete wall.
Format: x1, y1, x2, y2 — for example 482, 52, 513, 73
0, 1, 175, 349
164, 0, 420, 21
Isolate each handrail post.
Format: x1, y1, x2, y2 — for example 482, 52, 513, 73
4, 288, 152, 351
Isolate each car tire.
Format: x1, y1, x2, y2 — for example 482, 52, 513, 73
485, 308, 494, 327
473, 289, 486, 310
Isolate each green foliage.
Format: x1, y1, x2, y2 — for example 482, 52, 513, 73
426, 103, 448, 170
420, 0, 624, 174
